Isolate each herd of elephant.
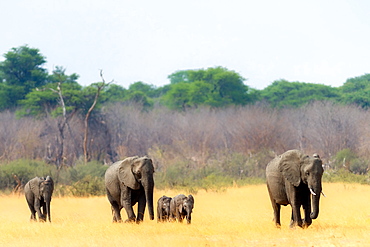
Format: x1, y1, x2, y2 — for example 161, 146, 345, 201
25, 149, 324, 229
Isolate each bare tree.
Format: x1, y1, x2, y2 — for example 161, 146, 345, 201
83, 70, 112, 163
47, 82, 78, 167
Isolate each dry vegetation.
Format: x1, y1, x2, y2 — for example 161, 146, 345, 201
1, 183, 369, 246
1, 101, 370, 167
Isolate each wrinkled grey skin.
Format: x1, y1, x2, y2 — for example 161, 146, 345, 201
266, 150, 324, 228
105, 156, 155, 223
157, 195, 172, 222
170, 194, 194, 224
24, 176, 54, 222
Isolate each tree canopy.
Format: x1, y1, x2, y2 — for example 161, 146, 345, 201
1, 45, 370, 114
260, 79, 339, 108
339, 74, 370, 108
164, 66, 257, 109
0, 46, 48, 109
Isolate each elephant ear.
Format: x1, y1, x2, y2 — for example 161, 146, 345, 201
29, 177, 43, 200
118, 156, 141, 190
278, 150, 304, 187
187, 195, 194, 205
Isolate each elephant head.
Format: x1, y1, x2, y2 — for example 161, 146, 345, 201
278, 150, 324, 219
118, 156, 155, 220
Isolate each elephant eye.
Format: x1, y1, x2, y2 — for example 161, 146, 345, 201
305, 171, 310, 176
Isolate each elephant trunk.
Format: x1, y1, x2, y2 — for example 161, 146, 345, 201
310, 185, 322, 219
46, 199, 51, 222
143, 177, 154, 220
186, 209, 192, 224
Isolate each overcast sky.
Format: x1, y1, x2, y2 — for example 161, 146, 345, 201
2, 0, 370, 89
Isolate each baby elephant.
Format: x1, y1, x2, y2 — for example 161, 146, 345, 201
24, 176, 54, 222
170, 194, 194, 224
157, 195, 172, 222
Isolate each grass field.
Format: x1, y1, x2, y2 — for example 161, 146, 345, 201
1, 183, 369, 246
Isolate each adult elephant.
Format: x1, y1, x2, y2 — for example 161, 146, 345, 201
105, 156, 154, 223
266, 150, 324, 228
24, 176, 54, 222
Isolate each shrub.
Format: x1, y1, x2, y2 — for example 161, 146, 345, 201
0, 160, 56, 191
70, 175, 106, 196
323, 169, 370, 184
332, 149, 369, 174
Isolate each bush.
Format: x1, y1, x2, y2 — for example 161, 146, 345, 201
0, 160, 56, 191
58, 161, 108, 196
0, 160, 108, 196
332, 149, 369, 175
70, 175, 106, 196
323, 169, 370, 184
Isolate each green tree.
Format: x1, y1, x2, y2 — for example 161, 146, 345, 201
128, 81, 158, 97
104, 84, 127, 102
338, 74, 370, 108
161, 82, 192, 110
164, 66, 255, 109
260, 79, 339, 108
168, 70, 190, 84
124, 81, 158, 108
0, 45, 48, 109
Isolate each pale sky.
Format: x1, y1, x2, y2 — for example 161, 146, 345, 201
2, 0, 370, 89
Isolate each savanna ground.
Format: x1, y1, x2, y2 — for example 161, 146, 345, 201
1, 183, 369, 247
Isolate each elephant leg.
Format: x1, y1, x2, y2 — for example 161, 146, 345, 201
41, 202, 46, 219
169, 213, 175, 222
272, 202, 281, 227
179, 214, 185, 223
175, 211, 181, 223
157, 207, 162, 222
302, 198, 312, 228
122, 203, 136, 223
110, 204, 122, 223
136, 195, 146, 223
34, 199, 45, 222
290, 204, 303, 228
120, 190, 135, 222
28, 205, 37, 221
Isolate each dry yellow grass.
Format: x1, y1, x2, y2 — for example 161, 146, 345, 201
1, 183, 369, 246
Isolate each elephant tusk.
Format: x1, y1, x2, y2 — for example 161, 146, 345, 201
309, 188, 317, 196
321, 191, 326, 197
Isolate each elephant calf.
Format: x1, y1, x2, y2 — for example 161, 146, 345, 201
157, 195, 172, 222
24, 176, 54, 222
170, 194, 194, 224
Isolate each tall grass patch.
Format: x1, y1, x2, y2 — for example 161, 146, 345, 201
1, 183, 369, 246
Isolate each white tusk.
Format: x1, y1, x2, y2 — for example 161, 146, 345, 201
309, 188, 317, 196
321, 191, 326, 197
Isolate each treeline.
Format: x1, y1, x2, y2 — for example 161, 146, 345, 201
1, 45, 370, 194
1, 46, 370, 114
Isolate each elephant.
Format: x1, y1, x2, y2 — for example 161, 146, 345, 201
170, 194, 194, 224
24, 176, 54, 222
157, 195, 172, 222
266, 150, 324, 228
105, 156, 155, 223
